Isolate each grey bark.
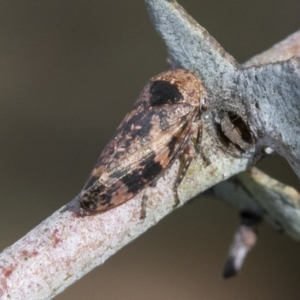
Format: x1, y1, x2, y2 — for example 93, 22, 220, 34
1, 0, 300, 298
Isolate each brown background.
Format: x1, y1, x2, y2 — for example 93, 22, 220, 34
0, 0, 300, 299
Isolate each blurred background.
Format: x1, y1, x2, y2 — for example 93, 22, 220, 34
0, 0, 300, 299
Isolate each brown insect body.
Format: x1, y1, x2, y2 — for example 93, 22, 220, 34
80, 69, 207, 214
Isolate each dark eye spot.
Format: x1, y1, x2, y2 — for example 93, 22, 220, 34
150, 81, 183, 106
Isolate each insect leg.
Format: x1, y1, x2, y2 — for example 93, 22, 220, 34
195, 122, 203, 152
172, 120, 200, 208
140, 169, 164, 219
140, 194, 148, 219
194, 122, 211, 166
173, 143, 195, 208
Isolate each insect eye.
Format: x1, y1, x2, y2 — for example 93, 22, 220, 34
150, 80, 183, 106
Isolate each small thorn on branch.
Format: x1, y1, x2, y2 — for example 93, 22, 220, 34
223, 210, 261, 278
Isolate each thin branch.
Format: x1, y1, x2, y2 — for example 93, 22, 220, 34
214, 168, 300, 240
211, 28, 300, 275
146, 0, 300, 178
1, 0, 300, 298
145, 0, 238, 93
244, 30, 300, 66
222, 210, 260, 278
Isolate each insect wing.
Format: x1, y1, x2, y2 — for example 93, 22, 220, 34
81, 103, 197, 212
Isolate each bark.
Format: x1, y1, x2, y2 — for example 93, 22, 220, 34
1, 0, 300, 298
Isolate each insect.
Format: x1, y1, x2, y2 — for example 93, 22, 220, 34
79, 69, 208, 215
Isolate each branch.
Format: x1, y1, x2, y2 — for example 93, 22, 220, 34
145, 0, 238, 93
244, 30, 300, 66
146, 0, 300, 178
1, 0, 300, 298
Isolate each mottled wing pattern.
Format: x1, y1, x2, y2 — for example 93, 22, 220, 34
79, 69, 205, 214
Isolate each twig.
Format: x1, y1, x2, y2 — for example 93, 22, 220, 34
1, 0, 300, 298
